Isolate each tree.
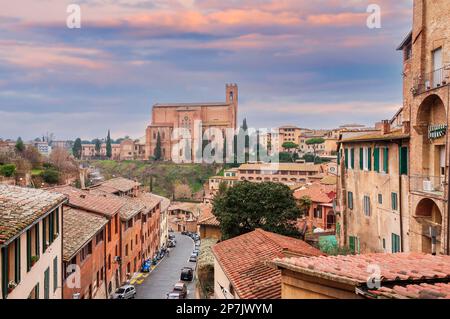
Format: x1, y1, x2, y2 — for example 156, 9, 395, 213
306, 138, 325, 162
50, 147, 77, 174
213, 182, 301, 240
297, 196, 312, 217
154, 132, 162, 161
0, 164, 16, 177
15, 137, 25, 153
281, 142, 299, 162
22, 146, 43, 169
72, 138, 82, 159
41, 169, 60, 184
94, 139, 101, 157
106, 130, 112, 159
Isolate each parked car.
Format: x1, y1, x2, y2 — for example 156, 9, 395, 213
168, 240, 176, 248
169, 234, 175, 240
141, 260, 151, 272
172, 282, 188, 299
169, 228, 174, 233
189, 253, 197, 262
193, 249, 199, 256
181, 231, 188, 235
111, 285, 136, 299
167, 292, 184, 299
180, 267, 194, 281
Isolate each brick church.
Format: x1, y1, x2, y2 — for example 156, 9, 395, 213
145, 84, 238, 161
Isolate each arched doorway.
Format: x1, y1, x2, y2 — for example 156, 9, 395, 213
415, 198, 442, 253
326, 210, 336, 229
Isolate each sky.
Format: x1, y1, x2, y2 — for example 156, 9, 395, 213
0, 0, 413, 141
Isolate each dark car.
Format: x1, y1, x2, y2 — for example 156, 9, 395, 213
168, 240, 176, 248
180, 267, 193, 281
181, 231, 188, 235
169, 234, 175, 240
172, 282, 188, 299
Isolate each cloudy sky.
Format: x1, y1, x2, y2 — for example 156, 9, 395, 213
0, 0, 413, 141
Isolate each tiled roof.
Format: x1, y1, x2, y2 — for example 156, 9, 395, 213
149, 194, 170, 212
212, 229, 324, 299
49, 186, 123, 218
293, 183, 336, 203
135, 192, 162, 213
238, 163, 322, 172
169, 202, 207, 217
94, 177, 141, 193
63, 207, 108, 261
272, 253, 450, 286
89, 189, 145, 221
369, 282, 450, 299
0, 185, 67, 245
340, 129, 409, 143
198, 206, 220, 226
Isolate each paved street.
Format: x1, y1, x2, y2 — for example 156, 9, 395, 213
135, 233, 197, 299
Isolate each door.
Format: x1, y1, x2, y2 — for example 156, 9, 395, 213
433, 48, 443, 87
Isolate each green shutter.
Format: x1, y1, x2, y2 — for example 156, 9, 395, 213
44, 267, 50, 299
344, 148, 349, 168
359, 148, 364, 170
49, 212, 54, 245
400, 147, 408, 175
27, 230, 32, 271
368, 148, 372, 171
350, 148, 355, 169
35, 224, 40, 257
391, 234, 400, 253
383, 147, 389, 173
391, 193, 398, 210
55, 209, 59, 235
14, 238, 21, 284
337, 150, 341, 165
53, 257, 58, 293
42, 218, 47, 251
374, 148, 380, 172
1, 247, 8, 299
349, 236, 355, 253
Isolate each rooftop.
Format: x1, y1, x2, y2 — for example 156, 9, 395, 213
293, 183, 336, 203
88, 189, 145, 221
63, 206, 108, 261
49, 186, 123, 218
271, 253, 450, 287
154, 102, 230, 108
198, 206, 220, 227
0, 185, 67, 245
92, 177, 141, 194
135, 192, 162, 213
340, 129, 409, 143
212, 229, 324, 299
238, 163, 322, 172
369, 282, 450, 299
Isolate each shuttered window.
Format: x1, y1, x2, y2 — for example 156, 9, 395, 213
350, 148, 355, 169
367, 147, 372, 170
44, 267, 50, 299
42, 218, 47, 251
363, 196, 371, 216
383, 147, 389, 173
347, 191, 354, 210
27, 230, 32, 272
53, 257, 58, 293
359, 148, 364, 170
1, 247, 8, 298
391, 193, 398, 211
399, 146, 408, 175
392, 234, 401, 253
14, 238, 21, 284
344, 148, 349, 169
374, 148, 380, 172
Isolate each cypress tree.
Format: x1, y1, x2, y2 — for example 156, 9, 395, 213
154, 132, 162, 160
106, 130, 112, 159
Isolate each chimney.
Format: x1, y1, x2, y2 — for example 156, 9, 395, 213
381, 120, 390, 135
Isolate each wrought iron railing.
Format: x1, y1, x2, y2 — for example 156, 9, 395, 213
413, 67, 450, 95
410, 175, 445, 196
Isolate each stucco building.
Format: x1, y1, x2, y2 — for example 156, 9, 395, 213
0, 185, 66, 299
145, 84, 238, 161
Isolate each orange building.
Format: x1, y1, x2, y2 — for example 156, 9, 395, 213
145, 84, 238, 161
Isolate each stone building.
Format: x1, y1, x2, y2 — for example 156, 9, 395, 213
399, 0, 450, 255
0, 185, 66, 299
145, 84, 238, 161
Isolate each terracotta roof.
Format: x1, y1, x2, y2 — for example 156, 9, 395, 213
272, 253, 450, 286
135, 192, 161, 213
198, 206, 220, 226
93, 177, 141, 193
154, 102, 230, 108
169, 202, 207, 217
238, 163, 322, 172
88, 189, 145, 221
340, 129, 409, 143
293, 183, 336, 203
49, 186, 123, 218
0, 185, 67, 245
212, 229, 324, 299
63, 206, 108, 261
369, 282, 450, 299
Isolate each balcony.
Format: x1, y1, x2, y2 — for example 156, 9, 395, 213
410, 175, 445, 197
413, 67, 450, 95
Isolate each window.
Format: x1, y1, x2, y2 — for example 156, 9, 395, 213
350, 148, 355, 169
28, 283, 39, 299
344, 148, 349, 168
53, 257, 58, 292
347, 192, 354, 210
373, 148, 380, 172
314, 207, 323, 219
382, 147, 389, 173
115, 215, 119, 234
359, 147, 372, 171
392, 233, 401, 253
363, 196, 371, 216
378, 194, 383, 204
108, 254, 111, 270
399, 147, 408, 175
391, 193, 398, 211
107, 222, 111, 242
349, 236, 360, 254
44, 267, 50, 299
96, 230, 104, 245
125, 245, 129, 257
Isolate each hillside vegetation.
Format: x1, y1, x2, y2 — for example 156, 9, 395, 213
91, 160, 220, 199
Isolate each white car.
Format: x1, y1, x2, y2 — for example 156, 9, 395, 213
111, 285, 136, 299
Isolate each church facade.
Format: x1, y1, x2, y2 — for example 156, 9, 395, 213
145, 84, 238, 161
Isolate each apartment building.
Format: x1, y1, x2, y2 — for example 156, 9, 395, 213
81, 138, 146, 161
62, 207, 108, 299
337, 121, 410, 254
0, 185, 66, 299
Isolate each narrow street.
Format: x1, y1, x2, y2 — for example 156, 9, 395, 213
135, 233, 197, 299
